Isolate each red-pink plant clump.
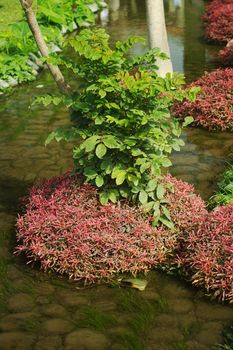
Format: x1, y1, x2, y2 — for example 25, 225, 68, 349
203, 0, 233, 43
15, 171, 208, 283
219, 41, 233, 66
164, 174, 207, 231
16, 173, 178, 283
176, 204, 233, 302
172, 68, 233, 131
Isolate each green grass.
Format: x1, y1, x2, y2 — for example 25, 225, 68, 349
22, 318, 41, 332
117, 332, 145, 350
75, 306, 117, 331
215, 328, 233, 350
116, 290, 159, 350
0, 0, 23, 31
179, 320, 201, 340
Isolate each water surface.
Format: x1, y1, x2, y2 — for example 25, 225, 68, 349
0, 1, 232, 349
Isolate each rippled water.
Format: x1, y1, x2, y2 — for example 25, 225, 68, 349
0, 1, 232, 349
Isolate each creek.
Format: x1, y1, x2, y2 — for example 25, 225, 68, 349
0, 1, 232, 349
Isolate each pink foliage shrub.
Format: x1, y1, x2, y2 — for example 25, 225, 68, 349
16, 173, 178, 283
203, 0, 233, 43
176, 205, 233, 303
16, 172, 233, 302
172, 68, 233, 131
164, 174, 207, 231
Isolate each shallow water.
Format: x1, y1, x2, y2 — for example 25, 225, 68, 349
0, 0, 232, 349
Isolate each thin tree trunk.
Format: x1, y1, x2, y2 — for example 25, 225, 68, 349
146, 0, 173, 77
19, 0, 69, 94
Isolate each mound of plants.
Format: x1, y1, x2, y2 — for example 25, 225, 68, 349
15, 172, 207, 283
203, 0, 233, 43
15, 172, 179, 283
176, 204, 233, 303
219, 41, 233, 66
164, 174, 207, 231
172, 68, 233, 131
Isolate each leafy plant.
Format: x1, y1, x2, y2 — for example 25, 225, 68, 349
203, 0, 233, 43
176, 203, 233, 303
41, 28, 196, 226
209, 164, 233, 207
215, 328, 233, 350
15, 172, 177, 283
76, 305, 117, 331
172, 68, 233, 131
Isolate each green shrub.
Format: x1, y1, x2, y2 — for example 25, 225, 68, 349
39, 28, 197, 226
209, 164, 233, 207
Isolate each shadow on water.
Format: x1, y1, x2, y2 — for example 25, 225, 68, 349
0, 1, 232, 349
0, 176, 31, 214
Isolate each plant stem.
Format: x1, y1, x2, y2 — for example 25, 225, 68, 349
19, 0, 70, 94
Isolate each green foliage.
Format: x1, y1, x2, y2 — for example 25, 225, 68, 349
42, 28, 196, 225
0, 0, 103, 91
215, 328, 233, 350
116, 290, 158, 350
76, 306, 117, 331
209, 164, 233, 208
0, 54, 36, 84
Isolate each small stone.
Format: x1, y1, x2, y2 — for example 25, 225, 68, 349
0, 247, 11, 260
36, 282, 55, 295
0, 332, 35, 350
40, 304, 68, 318
0, 79, 10, 89
196, 322, 223, 346
7, 76, 18, 87
87, 3, 99, 12
56, 290, 88, 307
148, 327, 184, 343
36, 296, 50, 305
34, 335, 62, 350
186, 341, 209, 350
41, 319, 74, 334
162, 282, 193, 299
64, 329, 109, 350
168, 299, 194, 314
195, 302, 233, 321
6, 265, 22, 280
7, 293, 34, 312
155, 314, 177, 327
0, 312, 36, 331
27, 59, 39, 71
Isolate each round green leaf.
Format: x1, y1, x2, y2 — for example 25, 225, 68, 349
96, 143, 107, 159
116, 170, 126, 185
139, 190, 148, 205
95, 175, 104, 187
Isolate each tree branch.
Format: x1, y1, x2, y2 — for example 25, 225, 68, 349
19, 0, 70, 94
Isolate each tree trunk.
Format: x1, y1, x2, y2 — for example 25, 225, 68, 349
19, 0, 69, 94
146, 0, 173, 77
